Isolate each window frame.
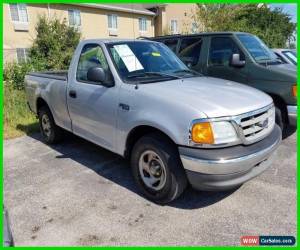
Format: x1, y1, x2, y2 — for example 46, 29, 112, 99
68, 9, 81, 27
16, 48, 29, 63
138, 17, 147, 32
170, 19, 178, 34
107, 14, 118, 30
208, 36, 243, 67
9, 3, 29, 23
76, 43, 112, 85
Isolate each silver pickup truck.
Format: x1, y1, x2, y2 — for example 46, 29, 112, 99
25, 39, 281, 204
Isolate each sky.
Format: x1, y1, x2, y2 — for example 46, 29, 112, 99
270, 4, 297, 23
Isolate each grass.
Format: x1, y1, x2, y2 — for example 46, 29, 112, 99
4, 84, 39, 139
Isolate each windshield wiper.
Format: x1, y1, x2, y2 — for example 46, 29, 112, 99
172, 69, 202, 76
127, 71, 181, 80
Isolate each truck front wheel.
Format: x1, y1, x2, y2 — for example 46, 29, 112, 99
131, 133, 187, 204
38, 106, 63, 144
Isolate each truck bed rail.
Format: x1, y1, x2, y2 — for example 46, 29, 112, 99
27, 70, 68, 81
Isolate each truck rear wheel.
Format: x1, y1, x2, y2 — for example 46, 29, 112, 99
131, 133, 187, 204
38, 106, 63, 144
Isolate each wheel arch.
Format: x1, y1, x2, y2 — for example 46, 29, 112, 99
124, 125, 177, 159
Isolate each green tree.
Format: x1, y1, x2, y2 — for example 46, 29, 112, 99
194, 4, 296, 48
29, 16, 81, 70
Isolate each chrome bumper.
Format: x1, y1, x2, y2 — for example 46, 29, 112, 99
179, 125, 282, 190
287, 105, 297, 126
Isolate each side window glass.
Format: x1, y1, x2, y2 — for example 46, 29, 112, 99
163, 39, 178, 53
76, 44, 108, 82
179, 38, 202, 66
209, 37, 242, 66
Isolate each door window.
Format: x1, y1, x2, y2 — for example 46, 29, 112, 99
76, 44, 109, 82
179, 37, 202, 66
163, 39, 178, 53
209, 37, 242, 66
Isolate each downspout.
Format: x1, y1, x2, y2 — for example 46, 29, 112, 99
47, 3, 51, 19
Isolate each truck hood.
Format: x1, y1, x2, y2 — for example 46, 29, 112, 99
140, 77, 273, 118
267, 63, 296, 76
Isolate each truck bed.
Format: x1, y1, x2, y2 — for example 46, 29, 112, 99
27, 70, 68, 81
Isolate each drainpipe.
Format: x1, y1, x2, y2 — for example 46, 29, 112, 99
47, 3, 51, 19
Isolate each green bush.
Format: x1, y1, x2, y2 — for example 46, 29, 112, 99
29, 16, 81, 70
3, 62, 37, 90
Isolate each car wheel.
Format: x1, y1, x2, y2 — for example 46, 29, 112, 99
38, 106, 63, 144
131, 133, 187, 204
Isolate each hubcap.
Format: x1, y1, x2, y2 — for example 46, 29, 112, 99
41, 114, 51, 138
138, 150, 166, 191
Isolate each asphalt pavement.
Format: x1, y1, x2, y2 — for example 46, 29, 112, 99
3, 131, 296, 246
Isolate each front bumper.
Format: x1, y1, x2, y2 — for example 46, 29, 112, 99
287, 105, 297, 127
179, 125, 282, 191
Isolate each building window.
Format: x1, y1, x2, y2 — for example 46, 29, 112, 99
16, 48, 29, 63
170, 20, 178, 34
191, 22, 198, 34
68, 9, 81, 26
108, 14, 118, 29
139, 18, 147, 32
9, 4, 28, 23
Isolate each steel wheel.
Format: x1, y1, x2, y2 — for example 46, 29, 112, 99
41, 114, 52, 138
138, 150, 167, 191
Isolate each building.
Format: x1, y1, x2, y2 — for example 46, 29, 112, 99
3, 3, 197, 63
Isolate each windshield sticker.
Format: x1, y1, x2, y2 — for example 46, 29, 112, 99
151, 52, 161, 57
113, 44, 144, 72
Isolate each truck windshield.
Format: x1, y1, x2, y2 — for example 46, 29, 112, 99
106, 41, 199, 83
237, 34, 279, 64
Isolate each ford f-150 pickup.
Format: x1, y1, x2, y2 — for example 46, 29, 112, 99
25, 39, 282, 204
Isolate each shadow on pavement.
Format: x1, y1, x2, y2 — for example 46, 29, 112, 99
26, 131, 239, 209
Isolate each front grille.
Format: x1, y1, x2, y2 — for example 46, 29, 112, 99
239, 106, 275, 143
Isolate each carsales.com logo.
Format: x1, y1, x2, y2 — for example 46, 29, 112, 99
241, 236, 296, 246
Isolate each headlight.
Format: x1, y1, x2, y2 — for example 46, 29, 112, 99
191, 121, 239, 145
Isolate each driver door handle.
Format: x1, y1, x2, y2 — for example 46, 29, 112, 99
69, 90, 77, 98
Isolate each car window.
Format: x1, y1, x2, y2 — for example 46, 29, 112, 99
179, 37, 202, 66
274, 52, 287, 63
209, 37, 242, 66
76, 44, 109, 82
162, 39, 178, 52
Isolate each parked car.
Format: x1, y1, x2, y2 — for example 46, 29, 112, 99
25, 39, 281, 204
273, 48, 297, 67
147, 32, 297, 132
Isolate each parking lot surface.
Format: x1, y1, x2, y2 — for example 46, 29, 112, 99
4, 131, 296, 246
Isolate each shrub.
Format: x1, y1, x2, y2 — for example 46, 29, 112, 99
3, 62, 38, 90
29, 16, 81, 70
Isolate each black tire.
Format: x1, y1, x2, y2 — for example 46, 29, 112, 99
38, 106, 63, 144
131, 133, 188, 204
275, 106, 285, 133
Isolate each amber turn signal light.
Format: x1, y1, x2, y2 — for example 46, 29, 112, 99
191, 122, 214, 144
292, 85, 297, 97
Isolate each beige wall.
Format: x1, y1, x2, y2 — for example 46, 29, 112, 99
3, 3, 154, 63
156, 4, 198, 36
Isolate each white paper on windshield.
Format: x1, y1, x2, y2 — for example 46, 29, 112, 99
113, 44, 144, 72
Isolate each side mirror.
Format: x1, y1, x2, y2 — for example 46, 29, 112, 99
182, 57, 197, 68
230, 54, 246, 67
87, 67, 114, 87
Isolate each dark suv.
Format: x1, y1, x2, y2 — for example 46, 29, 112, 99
148, 32, 297, 133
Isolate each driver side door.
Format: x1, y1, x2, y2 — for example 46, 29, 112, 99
67, 43, 118, 151
205, 36, 248, 84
